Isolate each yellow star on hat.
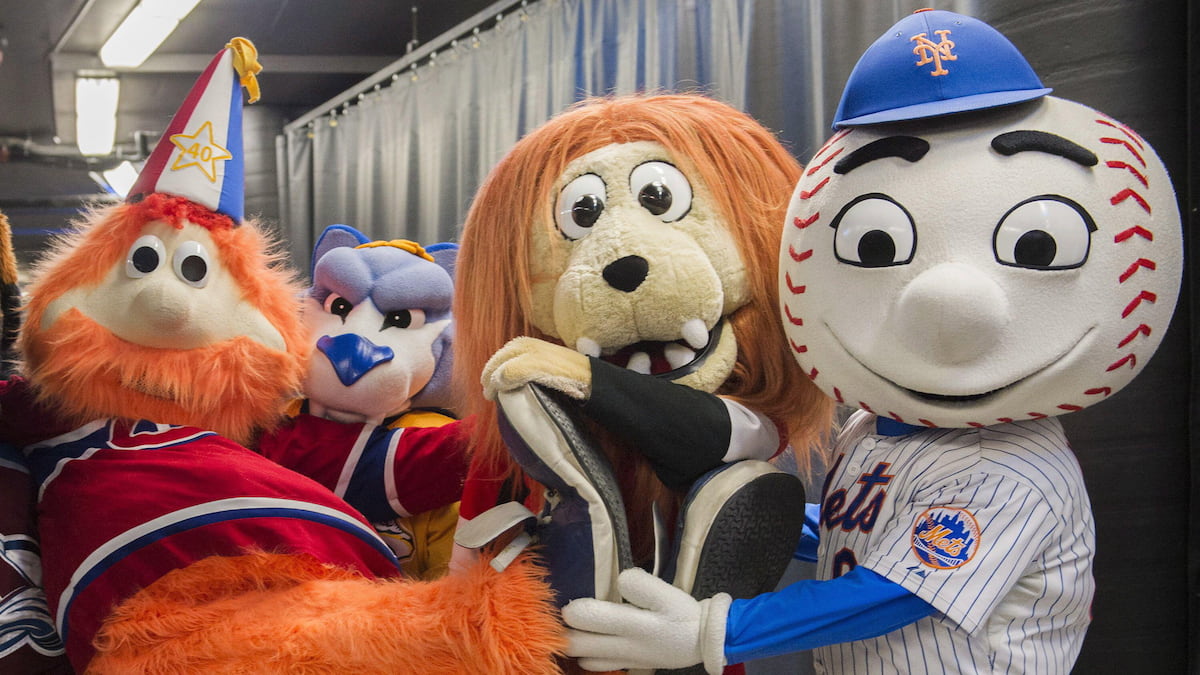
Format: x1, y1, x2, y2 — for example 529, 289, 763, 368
168, 120, 233, 182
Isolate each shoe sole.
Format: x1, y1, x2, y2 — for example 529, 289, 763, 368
496, 383, 633, 605
658, 461, 806, 675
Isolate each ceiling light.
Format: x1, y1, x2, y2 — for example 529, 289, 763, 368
99, 0, 204, 68
76, 76, 120, 156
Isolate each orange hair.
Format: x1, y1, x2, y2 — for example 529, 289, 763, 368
19, 194, 308, 444
454, 94, 834, 486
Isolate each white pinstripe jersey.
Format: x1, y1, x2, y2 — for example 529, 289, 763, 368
813, 411, 1094, 674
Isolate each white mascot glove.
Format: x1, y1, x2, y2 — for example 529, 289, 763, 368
563, 567, 731, 674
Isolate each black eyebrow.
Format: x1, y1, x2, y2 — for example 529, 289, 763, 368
834, 136, 930, 175
991, 130, 1098, 167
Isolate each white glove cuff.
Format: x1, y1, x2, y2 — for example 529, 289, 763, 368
700, 592, 732, 675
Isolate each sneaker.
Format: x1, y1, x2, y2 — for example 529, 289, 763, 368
658, 460, 807, 675
495, 383, 633, 607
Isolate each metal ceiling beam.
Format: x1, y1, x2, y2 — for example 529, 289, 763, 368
51, 52, 396, 74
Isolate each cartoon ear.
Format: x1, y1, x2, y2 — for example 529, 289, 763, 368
311, 225, 371, 277
424, 242, 458, 278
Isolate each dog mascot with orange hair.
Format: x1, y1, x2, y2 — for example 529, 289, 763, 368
453, 94, 835, 674
0, 39, 563, 674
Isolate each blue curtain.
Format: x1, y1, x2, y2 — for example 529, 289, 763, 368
279, 0, 835, 271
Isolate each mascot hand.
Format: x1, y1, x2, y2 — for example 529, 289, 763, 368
563, 568, 730, 674
482, 336, 592, 401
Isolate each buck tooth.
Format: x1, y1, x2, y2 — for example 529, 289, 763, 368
575, 337, 602, 358
627, 352, 652, 374
681, 318, 708, 349
664, 342, 696, 370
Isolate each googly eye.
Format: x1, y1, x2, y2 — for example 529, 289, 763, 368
324, 294, 353, 321
382, 308, 426, 330
126, 235, 166, 278
629, 161, 692, 222
994, 196, 1095, 270
830, 194, 916, 267
172, 241, 211, 288
555, 173, 607, 240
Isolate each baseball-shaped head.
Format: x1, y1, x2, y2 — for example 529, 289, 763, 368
779, 96, 1182, 428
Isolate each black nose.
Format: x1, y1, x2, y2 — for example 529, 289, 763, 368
602, 255, 649, 292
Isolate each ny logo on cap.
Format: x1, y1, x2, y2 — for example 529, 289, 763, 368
911, 29, 957, 76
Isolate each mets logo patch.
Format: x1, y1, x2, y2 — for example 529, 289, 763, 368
911, 507, 980, 569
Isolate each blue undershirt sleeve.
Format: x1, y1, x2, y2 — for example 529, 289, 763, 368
723, 565, 934, 665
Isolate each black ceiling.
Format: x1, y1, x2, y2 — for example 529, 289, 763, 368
0, 0, 498, 211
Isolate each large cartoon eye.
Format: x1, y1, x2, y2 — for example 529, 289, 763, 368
555, 173, 607, 240
125, 235, 166, 278
629, 161, 692, 222
324, 294, 352, 321
830, 194, 916, 267
382, 308, 426, 330
994, 196, 1095, 269
172, 241, 210, 288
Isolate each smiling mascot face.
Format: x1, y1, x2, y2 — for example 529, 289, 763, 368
780, 96, 1182, 428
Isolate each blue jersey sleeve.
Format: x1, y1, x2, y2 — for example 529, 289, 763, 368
723, 565, 934, 665
792, 502, 821, 563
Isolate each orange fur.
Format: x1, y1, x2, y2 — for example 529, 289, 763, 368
89, 551, 565, 675
453, 94, 836, 485
18, 195, 307, 444
0, 210, 17, 285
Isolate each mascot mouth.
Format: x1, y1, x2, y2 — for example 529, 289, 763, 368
585, 319, 724, 381
826, 323, 1096, 405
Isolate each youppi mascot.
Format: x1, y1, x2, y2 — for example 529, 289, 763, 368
563, 10, 1182, 675
0, 39, 563, 674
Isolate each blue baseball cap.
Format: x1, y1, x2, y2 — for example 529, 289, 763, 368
833, 9, 1051, 128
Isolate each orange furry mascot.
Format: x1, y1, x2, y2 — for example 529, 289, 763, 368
2, 40, 563, 674
453, 94, 834, 674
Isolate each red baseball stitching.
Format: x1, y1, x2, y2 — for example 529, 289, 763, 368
789, 245, 813, 262
1114, 226, 1153, 243
997, 417, 1014, 424
1028, 412, 1047, 419
1106, 354, 1137, 371
1058, 404, 1084, 412
1095, 118, 1145, 151
793, 213, 821, 229
1113, 324, 1152, 345
812, 129, 852, 161
1105, 161, 1148, 187
1121, 290, 1156, 318
1110, 188, 1152, 214
857, 400, 874, 413
888, 412, 905, 423
806, 146, 844, 176
832, 387, 844, 404
808, 367, 819, 381
784, 273, 806, 295
784, 305, 804, 325
1100, 137, 1146, 167
1085, 387, 1112, 397
967, 422, 986, 428
1118, 258, 1156, 283
918, 419, 937, 428
799, 177, 830, 200
789, 339, 807, 353
1118, 324, 1152, 348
